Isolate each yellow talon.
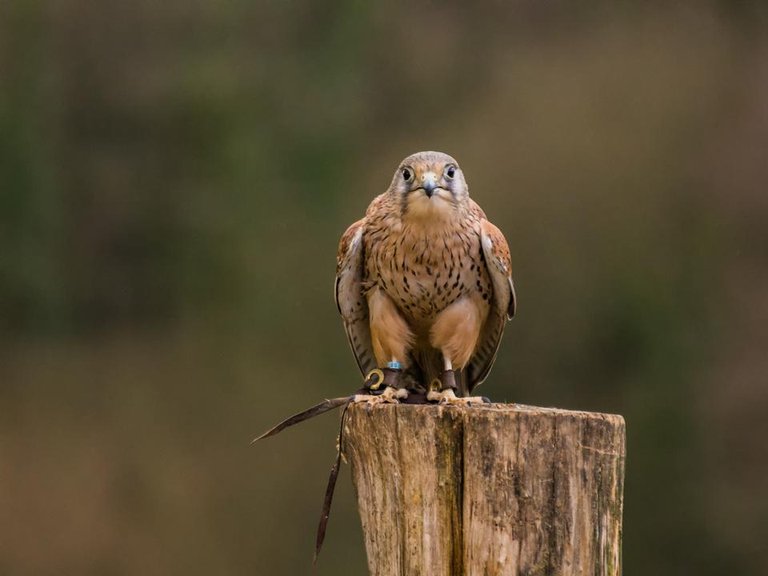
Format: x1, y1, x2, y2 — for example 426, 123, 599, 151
430, 378, 442, 392
365, 368, 385, 390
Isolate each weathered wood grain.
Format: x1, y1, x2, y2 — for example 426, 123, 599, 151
343, 403, 625, 576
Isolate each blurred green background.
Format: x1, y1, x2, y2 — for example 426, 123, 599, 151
1, 1, 767, 574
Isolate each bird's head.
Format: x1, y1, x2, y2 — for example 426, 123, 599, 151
388, 151, 469, 221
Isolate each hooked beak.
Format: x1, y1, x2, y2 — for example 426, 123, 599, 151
421, 172, 438, 197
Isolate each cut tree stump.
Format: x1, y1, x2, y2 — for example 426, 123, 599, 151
343, 403, 625, 576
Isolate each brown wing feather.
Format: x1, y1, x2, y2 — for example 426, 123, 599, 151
465, 219, 516, 392
335, 219, 376, 376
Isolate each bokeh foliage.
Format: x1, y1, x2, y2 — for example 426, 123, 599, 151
1, 1, 767, 574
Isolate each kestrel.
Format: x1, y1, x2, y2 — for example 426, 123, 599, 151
335, 151, 516, 404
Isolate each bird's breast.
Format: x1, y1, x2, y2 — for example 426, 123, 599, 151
366, 223, 492, 328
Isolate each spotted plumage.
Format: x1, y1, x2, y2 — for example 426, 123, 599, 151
336, 151, 516, 398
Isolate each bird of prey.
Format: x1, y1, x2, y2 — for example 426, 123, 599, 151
335, 151, 516, 404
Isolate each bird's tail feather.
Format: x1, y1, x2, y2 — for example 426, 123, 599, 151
406, 347, 441, 392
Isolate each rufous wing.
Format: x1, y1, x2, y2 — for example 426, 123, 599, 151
465, 219, 516, 392
335, 219, 377, 376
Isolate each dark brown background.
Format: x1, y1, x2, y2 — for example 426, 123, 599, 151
1, 1, 767, 574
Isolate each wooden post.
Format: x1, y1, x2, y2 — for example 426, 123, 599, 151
343, 403, 625, 576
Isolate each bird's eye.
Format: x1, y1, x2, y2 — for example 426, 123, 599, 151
445, 165, 456, 179
402, 168, 413, 182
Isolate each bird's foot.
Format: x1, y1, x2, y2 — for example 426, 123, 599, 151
427, 370, 490, 405
352, 386, 409, 405
353, 367, 408, 405
426, 388, 489, 405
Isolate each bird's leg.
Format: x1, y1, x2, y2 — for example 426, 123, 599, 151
427, 297, 489, 404
427, 357, 489, 405
359, 289, 412, 404
353, 360, 409, 405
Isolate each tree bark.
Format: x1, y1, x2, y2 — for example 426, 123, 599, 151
343, 403, 625, 576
